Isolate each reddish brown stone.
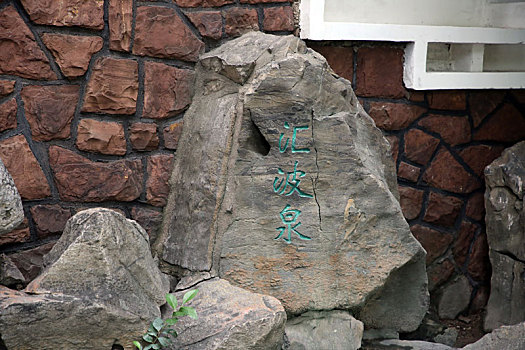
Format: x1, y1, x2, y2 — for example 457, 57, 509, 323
467, 232, 490, 282
30, 205, 71, 239
130, 123, 159, 151
309, 45, 353, 82
423, 149, 481, 194
407, 90, 425, 102
356, 46, 405, 98
398, 162, 420, 182
175, 0, 234, 7
466, 192, 485, 221
146, 154, 174, 207
423, 192, 463, 227
21, 85, 80, 141
0, 6, 56, 80
131, 207, 163, 242
263, 6, 294, 32
0, 99, 17, 133
109, 0, 132, 52
385, 135, 399, 164
0, 80, 15, 97
453, 221, 477, 266
469, 91, 505, 127
82, 57, 138, 115
0, 219, 30, 247
512, 90, 525, 104
459, 145, 504, 177
0, 135, 50, 200
20, 0, 103, 29
134, 6, 204, 62
163, 121, 184, 150
49, 146, 143, 202
404, 129, 440, 166
144, 62, 195, 119
368, 102, 426, 130
398, 186, 424, 220
8, 242, 55, 284
418, 114, 470, 146
186, 11, 223, 40
427, 91, 466, 110
76, 119, 126, 155
427, 259, 455, 292
411, 224, 454, 264
41, 33, 103, 78
474, 103, 525, 143
224, 8, 259, 37
240, 0, 291, 3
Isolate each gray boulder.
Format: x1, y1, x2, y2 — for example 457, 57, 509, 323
285, 310, 363, 350
0, 208, 170, 349
172, 278, 286, 350
156, 31, 428, 332
484, 141, 525, 331
0, 158, 23, 235
437, 276, 472, 320
377, 340, 453, 349
462, 321, 525, 350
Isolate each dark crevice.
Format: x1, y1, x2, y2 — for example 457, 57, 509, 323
244, 119, 270, 156
310, 109, 322, 230
495, 249, 525, 265
0, 334, 6, 350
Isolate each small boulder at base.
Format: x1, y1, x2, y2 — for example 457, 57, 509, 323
0, 208, 170, 349
0, 158, 23, 234
285, 310, 364, 350
462, 321, 525, 350
172, 278, 286, 350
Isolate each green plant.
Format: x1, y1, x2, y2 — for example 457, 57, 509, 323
133, 289, 198, 350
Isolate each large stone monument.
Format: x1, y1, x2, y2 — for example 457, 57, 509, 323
156, 32, 429, 333
484, 141, 525, 331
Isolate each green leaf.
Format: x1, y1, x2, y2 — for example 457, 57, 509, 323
165, 317, 178, 326
166, 293, 178, 310
147, 331, 157, 337
182, 289, 198, 304
158, 337, 171, 347
180, 306, 198, 319
172, 310, 186, 317
144, 344, 161, 350
165, 328, 178, 338
152, 317, 164, 331
142, 334, 154, 343
148, 324, 156, 334
133, 341, 143, 350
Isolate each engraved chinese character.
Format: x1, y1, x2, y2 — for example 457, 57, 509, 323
273, 160, 313, 198
279, 122, 310, 153
275, 204, 311, 243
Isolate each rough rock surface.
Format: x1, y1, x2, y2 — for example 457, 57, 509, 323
41, 33, 103, 78
49, 146, 142, 202
0, 99, 17, 133
0, 6, 56, 80
76, 119, 127, 155
463, 321, 525, 350
285, 310, 363, 350
20, 0, 104, 29
109, 0, 133, 52
157, 32, 428, 332
21, 85, 80, 141
6, 242, 55, 284
0, 254, 25, 287
0, 80, 15, 97
484, 141, 525, 331
0, 209, 170, 350
0, 135, 51, 200
0, 158, 24, 235
437, 275, 472, 320
82, 57, 138, 115
172, 278, 286, 350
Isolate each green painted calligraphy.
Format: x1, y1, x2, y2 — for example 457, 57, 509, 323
275, 204, 311, 243
273, 160, 313, 198
279, 122, 310, 153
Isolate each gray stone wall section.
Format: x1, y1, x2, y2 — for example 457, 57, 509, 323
0, 158, 23, 234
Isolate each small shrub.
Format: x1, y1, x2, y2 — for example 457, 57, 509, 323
134, 289, 198, 350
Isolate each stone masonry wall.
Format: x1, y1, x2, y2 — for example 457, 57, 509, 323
0, 0, 525, 331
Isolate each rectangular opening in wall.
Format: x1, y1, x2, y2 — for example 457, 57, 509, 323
483, 44, 525, 71
426, 43, 484, 72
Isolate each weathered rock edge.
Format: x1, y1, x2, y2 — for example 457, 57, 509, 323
156, 32, 428, 332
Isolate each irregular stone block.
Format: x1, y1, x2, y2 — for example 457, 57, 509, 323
423, 192, 463, 227
459, 145, 503, 177
224, 8, 259, 36
134, 6, 204, 62
7, 242, 55, 284
285, 311, 363, 350
131, 207, 162, 243
309, 45, 353, 82
49, 146, 142, 202
157, 32, 428, 332
463, 321, 525, 350
173, 278, 286, 350
0, 254, 24, 287
1, 209, 169, 349
399, 186, 424, 221
468, 91, 504, 127
163, 121, 184, 150
30, 205, 72, 239
21, 85, 80, 141
130, 122, 159, 151
0, 158, 23, 234
368, 102, 426, 131
263, 6, 294, 32
0, 80, 15, 97
175, 0, 234, 7
356, 47, 405, 98
0, 219, 29, 247
186, 11, 223, 40
109, 0, 133, 52
419, 114, 470, 146
20, 0, 104, 29
82, 57, 138, 115
379, 339, 453, 349
41, 34, 103, 78
0, 6, 56, 80
474, 104, 525, 143
76, 119, 126, 155
404, 129, 440, 166
437, 275, 472, 320
146, 154, 174, 207
427, 91, 466, 110
0, 135, 51, 200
